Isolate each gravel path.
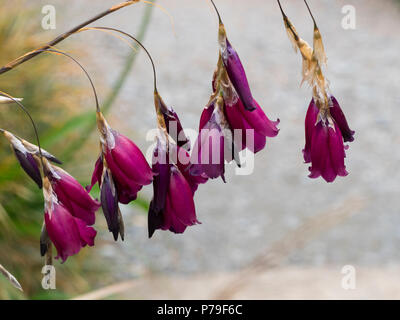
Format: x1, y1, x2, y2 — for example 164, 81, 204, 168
50, 0, 400, 285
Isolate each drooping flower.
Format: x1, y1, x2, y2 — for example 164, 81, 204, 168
1, 130, 61, 188
148, 137, 200, 238
219, 68, 280, 153
43, 178, 97, 263
307, 113, 348, 183
190, 96, 239, 182
88, 111, 153, 240
303, 95, 354, 183
278, 0, 354, 182
192, 7, 279, 179
44, 159, 100, 226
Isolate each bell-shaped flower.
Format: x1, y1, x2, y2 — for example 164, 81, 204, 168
307, 113, 348, 183
148, 137, 199, 238
43, 178, 96, 263
44, 159, 100, 226
220, 69, 280, 153
89, 111, 153, 205
1, 130, 61, 188
190, 96, 240, 182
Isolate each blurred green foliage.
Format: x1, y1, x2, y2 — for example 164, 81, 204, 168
0, 0, 153, 299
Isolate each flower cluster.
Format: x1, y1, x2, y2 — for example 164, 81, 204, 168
2, 129, 99, 262
190, 20, 280, 181
0, 0, 356, 265
278, 0, 355, 183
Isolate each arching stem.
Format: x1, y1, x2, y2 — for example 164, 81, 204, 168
0, 0, 141, 75
304, 0, 318, 28
0, 92, 45, 169
210, 0, 223, 25
80, 27, 158, 93
37, 48, 100, 112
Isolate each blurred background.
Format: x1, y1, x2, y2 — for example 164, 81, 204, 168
0, 0, 399, 299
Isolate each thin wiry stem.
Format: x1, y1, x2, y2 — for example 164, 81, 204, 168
277, 0, 286, 17
276, 0, 299, 42
37, 49, 100, 112
0, 0, 141, 75
210, 0, 223, 24
304, 0, 318, 28
81, 27, 158, 93
0, 91, 45, 169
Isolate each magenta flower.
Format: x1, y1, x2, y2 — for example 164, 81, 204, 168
190, 97, 238, 182
303, 95, 354, 183
308, 120, 348, 182
2, 130, 61, 188
191, 22, 279, 179
43, 178, 96, 263
148, 138, 200, 238
45, 162, 100, 226
88, 112, 153, 240
89, 113, 153, 204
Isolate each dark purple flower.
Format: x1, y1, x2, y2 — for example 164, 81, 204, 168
154, 92, 191, 150
219, 25, 256, 112
308, 119, 348, 183
43, 179, 96, 263
329, 96, 355, 143
100, 168, 124, 241
2, 130, 61, 189
46, 163, 100, 226
148, 139, 199, 238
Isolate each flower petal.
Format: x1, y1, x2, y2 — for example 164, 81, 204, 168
330, 96, 355, 143
303, 99, 319, 163
100, 170, 120, 241
221, 38, 256, 111
45, 203, 96, 263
